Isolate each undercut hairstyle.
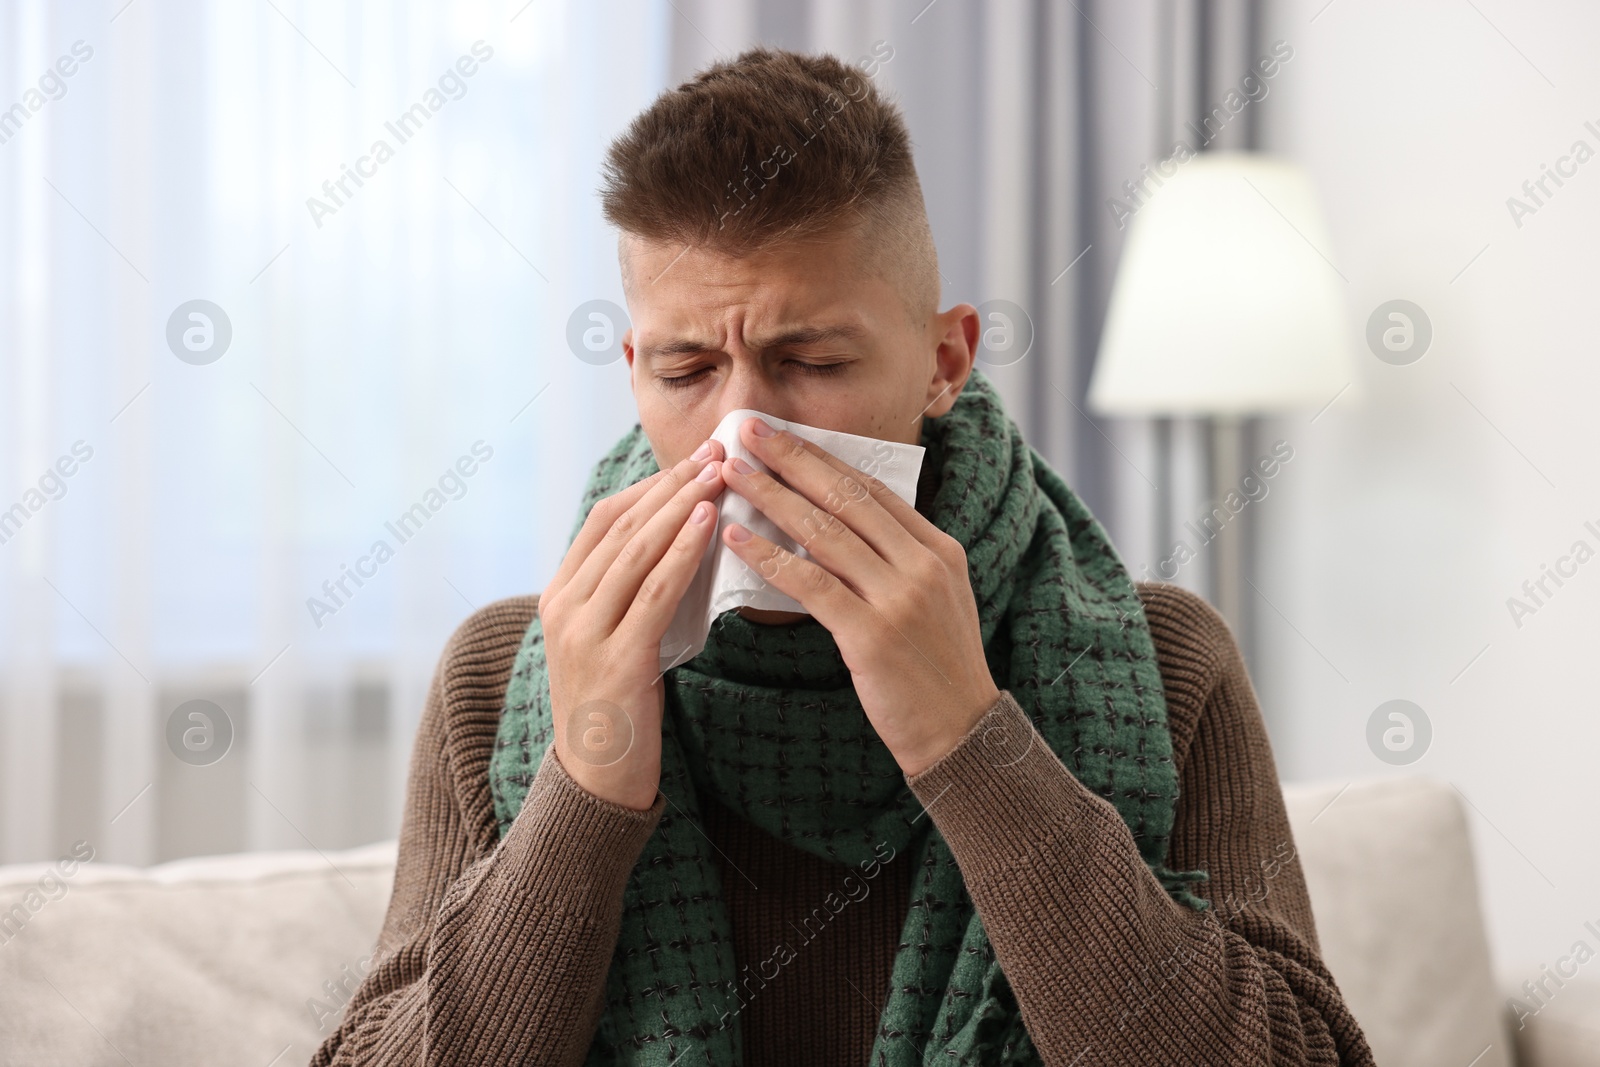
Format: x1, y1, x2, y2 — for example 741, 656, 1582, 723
598, 46, 940, 327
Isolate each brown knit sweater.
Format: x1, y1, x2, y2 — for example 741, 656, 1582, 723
309, 582, 1374, 1066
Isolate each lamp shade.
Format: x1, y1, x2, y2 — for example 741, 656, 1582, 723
1087, 152, 1356, 416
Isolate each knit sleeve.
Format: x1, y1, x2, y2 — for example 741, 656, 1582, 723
309, 599, 665, 1067
903, 588, 1375, 1066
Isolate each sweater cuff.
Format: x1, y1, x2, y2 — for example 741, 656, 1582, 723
497, 742, 666, 923
904, 689, 1116, 883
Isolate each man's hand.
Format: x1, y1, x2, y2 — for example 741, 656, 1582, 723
718, 417, 1001, 777
538, 440, 726, 810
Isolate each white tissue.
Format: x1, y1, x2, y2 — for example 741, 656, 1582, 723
659, 409, 926, 672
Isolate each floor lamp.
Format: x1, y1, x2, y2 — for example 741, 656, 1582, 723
1087, 152, 1356, 649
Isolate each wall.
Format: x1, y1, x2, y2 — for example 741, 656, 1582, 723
1257, 0, 1600, 979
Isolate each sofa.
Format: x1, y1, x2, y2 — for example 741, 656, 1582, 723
0, 776, 1594, 1065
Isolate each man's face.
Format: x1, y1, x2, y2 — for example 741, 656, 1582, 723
620, 225, 976, 468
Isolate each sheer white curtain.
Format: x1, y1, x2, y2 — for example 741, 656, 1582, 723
3, 0, 1181, 870
0, 0, 667, 865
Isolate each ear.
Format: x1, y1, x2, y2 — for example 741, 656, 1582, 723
923, 303, 979, 418
623, 326, 638, 401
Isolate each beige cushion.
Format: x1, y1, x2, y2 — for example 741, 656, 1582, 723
2, 778, 1592, 1066
1512, 977, 1600, 1067
1283, 777, 1512, 1067
0, 840, 395, 1066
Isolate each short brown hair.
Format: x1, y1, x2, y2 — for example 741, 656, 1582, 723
599, 46, 938, 324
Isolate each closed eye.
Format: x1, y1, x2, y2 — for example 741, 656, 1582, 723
789, 360, 848, 377
657, 367, 713, 388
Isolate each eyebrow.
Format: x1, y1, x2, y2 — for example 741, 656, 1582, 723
641, 323, 866, 362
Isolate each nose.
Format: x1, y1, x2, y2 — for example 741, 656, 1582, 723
713, 361, 787, 425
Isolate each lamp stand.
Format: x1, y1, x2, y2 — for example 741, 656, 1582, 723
1207, 415, 1246, 647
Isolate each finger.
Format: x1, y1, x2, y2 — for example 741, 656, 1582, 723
546, 468, 669, 598
580, 451, 726, 625
720, 453, 899, 598
720, 521, 860, 634
618, 498, 719, 645
738, 418, 932, 557
564, 441, 724, 605
726, 522, 959, 694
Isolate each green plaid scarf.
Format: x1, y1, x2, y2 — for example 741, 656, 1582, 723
489, 368, 1206, 1065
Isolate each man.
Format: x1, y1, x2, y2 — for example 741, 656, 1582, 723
312, 47, 1373, 1066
